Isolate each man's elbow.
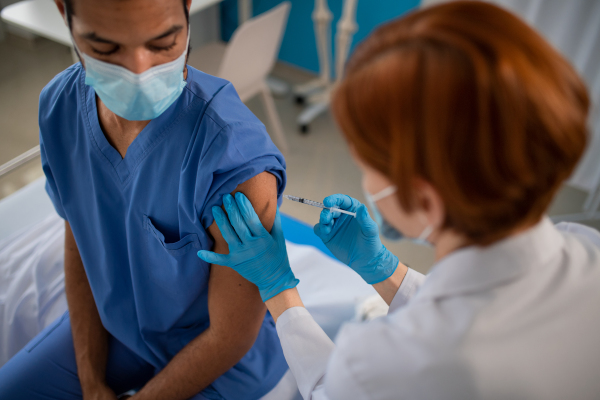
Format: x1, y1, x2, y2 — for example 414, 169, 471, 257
208, 314, 265, 359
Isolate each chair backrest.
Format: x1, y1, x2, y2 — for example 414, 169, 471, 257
218, 2, 291, 94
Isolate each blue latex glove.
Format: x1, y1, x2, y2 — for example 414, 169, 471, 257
313, 194, 399, 284
197, 192, 299, 302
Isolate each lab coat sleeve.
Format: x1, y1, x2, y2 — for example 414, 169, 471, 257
388, 267, 426, 313
276, 307, 335, 400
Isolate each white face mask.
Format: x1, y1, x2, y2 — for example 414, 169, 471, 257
72, 28, 190, 121
363, 184, 434, 245
363, 186, 403, 241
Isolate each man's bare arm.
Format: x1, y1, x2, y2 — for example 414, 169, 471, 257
64, 221, 117, 400
132, 171, 278, 400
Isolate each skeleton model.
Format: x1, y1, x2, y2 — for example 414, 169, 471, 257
294, 0, 358, 133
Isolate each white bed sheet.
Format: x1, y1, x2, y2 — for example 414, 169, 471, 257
0, 213, 67, 366
0, 177, 56, 243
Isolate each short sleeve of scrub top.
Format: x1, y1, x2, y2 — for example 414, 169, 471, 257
190, 83, 286, 230
40, 136, 66, 220
39, 70, 74, 221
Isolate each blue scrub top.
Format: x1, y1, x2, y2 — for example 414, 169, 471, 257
39, 63, 288, 399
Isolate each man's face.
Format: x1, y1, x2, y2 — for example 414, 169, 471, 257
58, 0, 189, 74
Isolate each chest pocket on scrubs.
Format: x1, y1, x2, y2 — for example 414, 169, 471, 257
142, 215, 208, 326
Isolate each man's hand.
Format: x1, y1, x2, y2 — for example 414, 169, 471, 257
86, 384, 118, 400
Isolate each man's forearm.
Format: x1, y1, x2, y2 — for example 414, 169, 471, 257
133, 322, 261, 400
64, 221, 112, 396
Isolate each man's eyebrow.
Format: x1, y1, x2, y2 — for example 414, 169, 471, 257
80, 25, 184, 45
150, 25, 184, 41
81, 32, 117, 45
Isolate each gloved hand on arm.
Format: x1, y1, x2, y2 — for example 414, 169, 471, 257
197, 192, 299, 302
314, 194, 399, 284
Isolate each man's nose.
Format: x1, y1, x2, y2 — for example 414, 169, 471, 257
125, 47, 154, 74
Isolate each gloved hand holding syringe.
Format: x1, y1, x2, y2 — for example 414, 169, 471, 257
283, 195, 357, 217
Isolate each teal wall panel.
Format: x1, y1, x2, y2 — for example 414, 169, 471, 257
220, 0, 420, 74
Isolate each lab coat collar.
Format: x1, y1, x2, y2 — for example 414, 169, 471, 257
415, 217, 565, 301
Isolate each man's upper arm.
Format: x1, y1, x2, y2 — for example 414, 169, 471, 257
205, 171, 278, 345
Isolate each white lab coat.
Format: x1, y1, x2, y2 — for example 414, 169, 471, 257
277, 218, 600, 399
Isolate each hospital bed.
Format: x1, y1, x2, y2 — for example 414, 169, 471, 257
0, 172, 380, 397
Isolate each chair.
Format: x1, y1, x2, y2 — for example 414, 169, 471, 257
188, 2, 291, 153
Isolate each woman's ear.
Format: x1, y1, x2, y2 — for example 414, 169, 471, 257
413, 179, 445, 229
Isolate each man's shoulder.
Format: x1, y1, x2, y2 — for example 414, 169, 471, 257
184, 65, 229, 102
184, 65, 263, 130
39, 63, 84, 126
40, 63, 83, 104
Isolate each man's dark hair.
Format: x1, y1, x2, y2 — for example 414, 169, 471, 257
63, 0, 189, 29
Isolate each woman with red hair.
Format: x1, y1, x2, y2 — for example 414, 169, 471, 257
198, 2, 600, 398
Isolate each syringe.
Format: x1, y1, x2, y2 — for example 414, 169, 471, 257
283, 195, 357, 218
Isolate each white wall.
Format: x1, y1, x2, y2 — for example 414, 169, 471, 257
0, 1, 221, 47
189, 2, 221, 49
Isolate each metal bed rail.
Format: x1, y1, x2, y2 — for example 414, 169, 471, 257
0, 145, 41, 178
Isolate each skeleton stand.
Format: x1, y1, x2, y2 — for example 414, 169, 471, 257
294, 0, 358, 133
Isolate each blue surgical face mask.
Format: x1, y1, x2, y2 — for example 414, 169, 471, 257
72, 30, 189, 121
363, 186, 403, 241
363, 185, 434, 245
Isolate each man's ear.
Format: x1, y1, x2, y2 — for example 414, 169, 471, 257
186, 0, 192, 13
54, 0, 68, 26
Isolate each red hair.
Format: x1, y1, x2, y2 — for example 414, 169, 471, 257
332, 1, 589, 244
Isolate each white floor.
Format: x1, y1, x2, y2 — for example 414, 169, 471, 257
1, 33, 598, 274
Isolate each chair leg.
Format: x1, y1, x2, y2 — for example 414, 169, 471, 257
260, 85, 289, 154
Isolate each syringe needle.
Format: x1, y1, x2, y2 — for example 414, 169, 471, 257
283, 194, 357, 218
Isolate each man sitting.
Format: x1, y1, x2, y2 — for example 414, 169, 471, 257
0, 0, 288, 399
